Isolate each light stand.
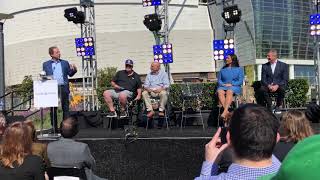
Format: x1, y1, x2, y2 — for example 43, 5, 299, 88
0, 14, 14, 112
311, 1, 320, 104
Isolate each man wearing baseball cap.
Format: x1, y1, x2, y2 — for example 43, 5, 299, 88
103, 59, 142, 118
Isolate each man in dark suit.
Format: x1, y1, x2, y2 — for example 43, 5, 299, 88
47, 116, 106, 180
258, 49, 289, 113
43, 46, 77, 132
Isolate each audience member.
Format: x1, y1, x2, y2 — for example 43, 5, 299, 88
47, 116, 106, 180
305, 102, 320, 123
142, 62, 170, 118
259, 134, 320, 180
273, 110, 313, 162
25, 120, 50, 167
0, 122, 45, 180
0, 112, 6, 139
195, 104, 281, 180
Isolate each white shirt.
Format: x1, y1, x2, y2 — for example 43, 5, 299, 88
271, 60, 278, 74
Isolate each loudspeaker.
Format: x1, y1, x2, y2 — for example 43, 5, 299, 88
69, 111, 103, 129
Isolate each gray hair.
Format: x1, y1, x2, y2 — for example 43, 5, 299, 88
269, 49, 278, 57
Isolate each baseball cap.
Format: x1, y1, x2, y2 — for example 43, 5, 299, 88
125, 59, 134, 66
258, 134, 320, 180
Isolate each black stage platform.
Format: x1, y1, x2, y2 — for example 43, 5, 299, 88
42, 123, 320, 180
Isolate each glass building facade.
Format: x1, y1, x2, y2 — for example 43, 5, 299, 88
209, 0, 316, 86
252, 0, 314, 60
294, 65, 316, 85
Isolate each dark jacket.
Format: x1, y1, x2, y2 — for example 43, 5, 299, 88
261, 60, 289, 88
42, 59, 77, 94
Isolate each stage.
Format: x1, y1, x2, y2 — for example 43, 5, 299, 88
39, 127, 214, 180
39, 123, 320, 180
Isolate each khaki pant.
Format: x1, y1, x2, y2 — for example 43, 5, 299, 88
142, 90, 168, 112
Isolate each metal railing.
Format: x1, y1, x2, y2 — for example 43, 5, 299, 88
0, 90, 33, 116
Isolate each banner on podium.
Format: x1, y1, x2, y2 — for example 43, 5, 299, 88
33, 80, 58, 108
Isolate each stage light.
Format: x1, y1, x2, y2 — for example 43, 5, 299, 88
222, 5, 242, 24
64, 7, 85, 24
142, 0, 161, 7
310, 14, 320, 36
153, 43, 173, 64
75, 37, 95, 56
213, 39, 235, 60
143, 13, 162, 32
314, 0, 320, 6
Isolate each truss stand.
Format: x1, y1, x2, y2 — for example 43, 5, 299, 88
80, 0, 98, 111
154, 0, 170, 82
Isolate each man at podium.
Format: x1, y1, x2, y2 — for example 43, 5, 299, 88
42, 46, 77, 132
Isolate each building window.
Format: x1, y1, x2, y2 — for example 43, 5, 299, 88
294, 65, 315, 86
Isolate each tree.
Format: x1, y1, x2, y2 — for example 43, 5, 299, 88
15, 75, 33, 100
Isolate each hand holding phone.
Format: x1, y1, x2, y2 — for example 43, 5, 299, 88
219, 127, 228, 145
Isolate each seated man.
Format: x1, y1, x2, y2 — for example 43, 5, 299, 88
142, 62, 170, 118
195, 104, 281, 180
103, 59, 142, 118
47, 116, 106, 180
258, 49, 289, 113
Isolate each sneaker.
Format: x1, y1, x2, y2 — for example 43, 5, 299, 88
120, 111, 128, 118
274, 107, 282, 114
107, 111, 117, 118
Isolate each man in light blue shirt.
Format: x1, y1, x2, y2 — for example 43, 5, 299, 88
195, 104, 281, 180
142, 62, 170, 118
51, 60, 64, 85
43, 46, 77, 132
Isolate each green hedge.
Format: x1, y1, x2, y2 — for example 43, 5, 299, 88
97, 68, 309, 110
252, 79, 309, 108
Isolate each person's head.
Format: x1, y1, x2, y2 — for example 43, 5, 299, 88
49, 46, 61, 60
0, 112, 6, 136
224, 54, 239, 68
24, 120, 37, 142
0, 122, 32, 168
267, 49, 278, 63
150, 62, 161, 74
60, 116, 79, 138
124, 59, 134, 73
280, 110, 313, 143
228, 104, 280, 161
305, 102, 320, 123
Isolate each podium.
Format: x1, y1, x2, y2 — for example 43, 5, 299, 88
33, 80, 59, 138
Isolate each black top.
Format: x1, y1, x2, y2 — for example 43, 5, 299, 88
112, 70, 142, 92
0, 155, 45, 180
273, 140, 296, 162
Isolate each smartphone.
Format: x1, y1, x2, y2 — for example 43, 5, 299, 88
220, 127, 228, 144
